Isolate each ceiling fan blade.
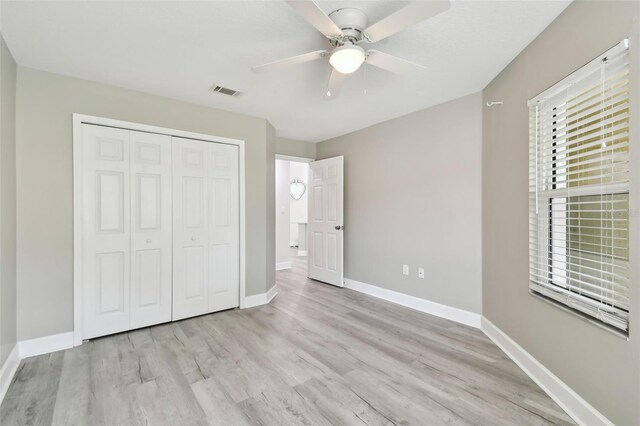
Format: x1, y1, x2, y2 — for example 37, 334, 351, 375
285, 0, 343, 39
362, 0, 450, 43
365, 50, 428, 79
252, 50, 328, 73
325, 68, 345, 99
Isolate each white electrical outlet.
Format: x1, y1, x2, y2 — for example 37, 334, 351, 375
402, 264, 409, 276
418, 268, 425, 279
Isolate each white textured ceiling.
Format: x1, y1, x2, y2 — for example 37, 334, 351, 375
1, 0, 569, 142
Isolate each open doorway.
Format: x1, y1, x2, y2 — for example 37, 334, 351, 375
275, 155, 313, 274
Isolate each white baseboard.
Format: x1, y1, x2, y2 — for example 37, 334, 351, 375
343, 278, 481, 328
481, 318, 613, 426
275, 261, 292, 271
243, 284, 278, 309
19, 331, 74, 359
0, 344, 20, 405
266, 284, 278, 303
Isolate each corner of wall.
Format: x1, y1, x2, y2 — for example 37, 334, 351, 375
265, 121, 276, 294
0, 32, 18, 376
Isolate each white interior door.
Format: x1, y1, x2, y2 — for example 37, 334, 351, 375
173, 137, 210, 320
129, 131, 172, 328
308, 156, 344, 287
82, 124, 131, 339
208, 143, 240, 312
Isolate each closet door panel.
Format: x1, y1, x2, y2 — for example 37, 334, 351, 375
130, 131, 172, 328
82, 124, 131, 339
208, 144, 240, 311
172, 137, 209, 320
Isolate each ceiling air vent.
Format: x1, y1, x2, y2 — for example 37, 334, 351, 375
209, 85, 242, 97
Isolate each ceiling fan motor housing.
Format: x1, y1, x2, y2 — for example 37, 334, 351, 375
328, 8, 368, 43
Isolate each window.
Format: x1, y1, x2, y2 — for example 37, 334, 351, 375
528, 40, 630, 334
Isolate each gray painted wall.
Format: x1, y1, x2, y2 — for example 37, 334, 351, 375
317, 92, 483, 314
15, 67, 275, 341
0, 34, 17, 368
275, 137, 316, 159
482, 1, 640, 424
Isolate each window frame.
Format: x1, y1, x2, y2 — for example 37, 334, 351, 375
528, 39, 632, 336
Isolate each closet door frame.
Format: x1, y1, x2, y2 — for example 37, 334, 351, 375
72, 114, 246, 347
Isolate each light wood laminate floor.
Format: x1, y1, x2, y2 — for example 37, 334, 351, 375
1, 256, 573, 425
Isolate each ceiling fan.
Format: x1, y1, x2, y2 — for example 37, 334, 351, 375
251, 0, 451, 99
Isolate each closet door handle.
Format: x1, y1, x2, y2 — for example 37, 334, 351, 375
146, 239, 152, 244
191, 236, 197, 241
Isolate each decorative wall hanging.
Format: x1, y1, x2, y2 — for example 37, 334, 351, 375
290, 178, 306, 200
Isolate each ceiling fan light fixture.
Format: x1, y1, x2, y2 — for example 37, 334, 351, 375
329, 43, 365, 74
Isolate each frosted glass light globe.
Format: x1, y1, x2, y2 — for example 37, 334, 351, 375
329, 43, 365, 74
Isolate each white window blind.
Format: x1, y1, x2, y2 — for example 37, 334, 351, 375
528, 40, 630, 333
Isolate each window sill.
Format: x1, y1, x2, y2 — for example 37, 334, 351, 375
529, 290, 630, 341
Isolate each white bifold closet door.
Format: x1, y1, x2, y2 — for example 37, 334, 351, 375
129, 131, 172, 329
172, 137, 240, 321
81, 124, 172, 339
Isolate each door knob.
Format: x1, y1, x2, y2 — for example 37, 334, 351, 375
334, 225, 344, 230
191, 236, 197, 241
146, 239, 152, 244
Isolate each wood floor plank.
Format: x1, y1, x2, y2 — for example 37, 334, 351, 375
0, 255, 574, 425
191, 378, 252, 425
0, 352, 64, 426
293, 376, 393, 426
